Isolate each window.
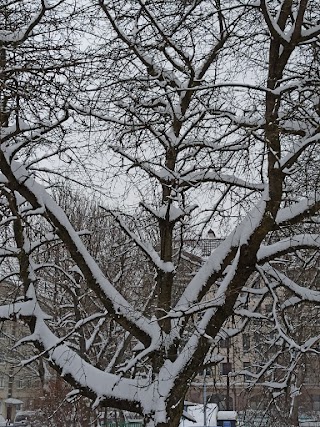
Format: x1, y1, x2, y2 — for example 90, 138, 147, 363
243, 362, 251, 382
264, 303, 272, 314
312, 395, 320, 411
0, 376, 5, 388
254, 331, 262, 343
220, 338, 231, 348
254, 331, 263, 352
17, 378, 24, 389
218, 395, 234, 411
201, 239, 220, 256
201, 368, 211, 376
0, 351, 5, 364
243, 334, 250, 352
221, 362, 232, 376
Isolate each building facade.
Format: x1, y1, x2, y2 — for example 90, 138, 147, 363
0, 283, 41, 422
183, 234, 320, 424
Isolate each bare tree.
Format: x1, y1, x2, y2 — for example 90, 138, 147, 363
0, 1, 319, 427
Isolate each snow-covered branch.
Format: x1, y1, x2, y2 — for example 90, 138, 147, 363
103, 209, 175, 273
0, 155, 160, 346
257, 234, 320, 263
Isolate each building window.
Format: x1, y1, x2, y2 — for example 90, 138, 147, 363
217, 395, 234, 411
201, 239, 220, 256
254, 331, 263, 352
243, 334, 250, 352
220, 338, 231, 348
221, 362, 232, 376
243, 362, 251, 381
201, 368, 211, 376
17, 378, 24, 389
312, 395, 320, 411
0, 351, 5, 364
264, 303, 272, 314
0, 376, 5, 388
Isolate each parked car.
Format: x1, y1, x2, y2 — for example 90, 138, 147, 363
13, 411, 37, 427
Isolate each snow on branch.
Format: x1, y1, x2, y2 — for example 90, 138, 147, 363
0, 111, 70, 164
261, 264, 320, 304
176, 192, 269, 311
0, 154, 161, 346
0, 0, 59, 45
109, 145, 169, 181
137, 0, 192, 71
180, 170, 265, 191
276, 197, 320, 225
98, 0, 181, 89
259, 0, 292, 45
141, 201, 197, 223
257, 234, 320, 262
167, 250, 243, 375
280, 133, 320, 172
0, 290, 148, 413
300, 23, 320, 41
103, 208, 175, 273
16, 310, 108, 359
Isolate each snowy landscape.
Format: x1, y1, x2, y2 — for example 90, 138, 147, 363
0, 0, 319, 426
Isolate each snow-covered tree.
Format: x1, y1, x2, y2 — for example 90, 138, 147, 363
0, 1, 319, 427
35, 187, 156, 371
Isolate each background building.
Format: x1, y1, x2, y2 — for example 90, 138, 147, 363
183, 234, 320, 424
0, 282, 41, 422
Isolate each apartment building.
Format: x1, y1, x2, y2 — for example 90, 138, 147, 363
0, 282, 41, 422
183, 234, 320, 421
